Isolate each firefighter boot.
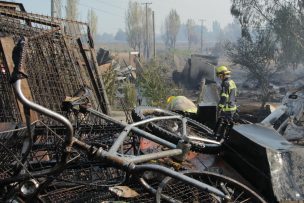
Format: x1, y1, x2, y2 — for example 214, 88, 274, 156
224, 120, 234, 139
213, 117, 225, 140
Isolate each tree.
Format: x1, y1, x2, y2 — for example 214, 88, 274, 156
66, 0, 78, 20
122, 81, 136, 108
273, 4, 304, 69
222, 19, 241, 42
125, 2, 144, 53
230, 0, 304, 68
65, 0, 78, 33
137, 59, 181, 107
51, 0, 62, 18
163, 9, 181, 50
185, 19, 197, 50
97, 33, 114, 42
115, 29, 127, 41
226, 28, 277, 107
87, 8, 98, 38
102, 64, 118, 106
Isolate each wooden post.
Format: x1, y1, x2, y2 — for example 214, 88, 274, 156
0, 37, 38, 123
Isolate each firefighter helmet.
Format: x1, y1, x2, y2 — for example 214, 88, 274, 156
216, 66, 231, 77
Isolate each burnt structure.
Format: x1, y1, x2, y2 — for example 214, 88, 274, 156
0, 2, 110, 124
172, 54, 218, 89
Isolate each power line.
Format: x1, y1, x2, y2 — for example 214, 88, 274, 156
90, 0, 125, 10
78, 2, 124, 18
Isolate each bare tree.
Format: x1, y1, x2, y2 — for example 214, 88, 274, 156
125, 2, 144, 53
87, 8, 98, 38
66, 0, 78, 20
163, 9, 181, 50
65, 0, 78, 33
185, 19, 197, 50
51, 0, 62, 18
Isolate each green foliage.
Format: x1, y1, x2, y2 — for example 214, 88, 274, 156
230, 0, 304, 69
226, 28, 277, 107
122, 80, 137, 108
273, 5, 304, 69
102, 65, 117, 106
137, 59, 181, 107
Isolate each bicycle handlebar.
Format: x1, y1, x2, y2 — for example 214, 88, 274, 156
11, 36, 74, 173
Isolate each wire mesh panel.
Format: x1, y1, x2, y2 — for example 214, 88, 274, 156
71, 110, 142, 157
0, 126, 32, 182
0, 7, 109, 121
25, 32, 82, 119
76, 117, 124, 149
0, 51, 21, 122
40, 173, 158, 203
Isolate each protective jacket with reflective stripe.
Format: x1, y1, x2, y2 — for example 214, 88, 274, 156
218, 78, 237, 112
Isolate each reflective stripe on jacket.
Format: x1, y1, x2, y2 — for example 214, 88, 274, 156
218, 78, 237, 112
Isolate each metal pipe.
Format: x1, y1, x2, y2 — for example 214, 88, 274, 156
109, 125, 132, 153
119, 125, 177, 149
182, 117, 189, 142
131, 164, 228, 199
139, 178, 178, 203
130, 115, 182, 127
13, 80, 74, 163
109, 115, 182, 153
187, 136, 222, 145
88, 108, 177, 149
129, 149, 182, 164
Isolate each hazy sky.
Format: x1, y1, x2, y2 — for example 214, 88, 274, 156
15, 0, 234, 34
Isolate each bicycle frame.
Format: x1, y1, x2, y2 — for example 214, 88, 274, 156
8, 36, 230, 201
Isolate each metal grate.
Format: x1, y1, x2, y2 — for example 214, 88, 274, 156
0, 8, 110, 122
0, 52, 21, 122
25, 32, 82, 119
40, 176, 158, 203
0, 126, 31, 182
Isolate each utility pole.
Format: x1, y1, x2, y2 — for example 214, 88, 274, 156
142, 2, 152, 60
199, 19, 205, 54
152, 11, 156, 59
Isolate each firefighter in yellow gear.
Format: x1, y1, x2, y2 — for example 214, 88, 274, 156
214, 65, 237, 139
166, 96, 197, 114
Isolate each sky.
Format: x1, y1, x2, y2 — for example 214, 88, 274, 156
13, 0, 235, 35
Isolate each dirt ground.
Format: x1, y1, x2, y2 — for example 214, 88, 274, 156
110, 110, 128, 123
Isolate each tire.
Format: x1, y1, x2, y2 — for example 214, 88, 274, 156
132, 106, 221, 154
156, 171, 267, 203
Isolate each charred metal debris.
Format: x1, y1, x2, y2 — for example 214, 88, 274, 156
0, 2, 303, 203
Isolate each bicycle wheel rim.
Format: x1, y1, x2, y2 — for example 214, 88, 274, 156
155, 171, 267, 203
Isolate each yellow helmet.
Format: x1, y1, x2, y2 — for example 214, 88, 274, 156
167, 96, 176, 104
216, 66, 231, 76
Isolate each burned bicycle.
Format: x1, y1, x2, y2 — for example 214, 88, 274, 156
0, 36, 267, 202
